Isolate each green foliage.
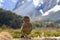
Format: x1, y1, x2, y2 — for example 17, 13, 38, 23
10, 31, 22, 38
44, 32, 53, 37
32, 21, 60, 28
0, 29, 60, 38
2, 24, 7, 29
29, 30, 41, 37
54, 32, 60, 37
0, 8, 23, 29
0, 8, 60, 29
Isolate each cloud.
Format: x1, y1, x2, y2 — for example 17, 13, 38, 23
0, 0, 4, 7
11, 0, 17, 3
0, 0, 4, 2
27, 0, 31, 2
33, 0, 40, 7
33, 0, 43, 7
57, 0, 59, 3
0, 3, 3, 7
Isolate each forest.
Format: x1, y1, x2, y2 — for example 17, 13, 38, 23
0, 8, 23, 29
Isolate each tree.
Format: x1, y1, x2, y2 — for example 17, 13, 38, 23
0, 8, 23, 29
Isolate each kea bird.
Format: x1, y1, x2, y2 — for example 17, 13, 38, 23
21, 16, 32, 38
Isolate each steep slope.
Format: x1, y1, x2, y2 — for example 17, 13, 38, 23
14, 0, 58, 18
14, 0, 40, 18
37, 11, 60, 23
37, 0, 57, 12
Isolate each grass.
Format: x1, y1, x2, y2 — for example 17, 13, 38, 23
0, 28, 60, 38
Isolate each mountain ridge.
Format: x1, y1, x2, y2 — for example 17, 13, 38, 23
14, 0, 60, 17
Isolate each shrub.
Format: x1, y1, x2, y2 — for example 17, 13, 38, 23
54, 32, 60, 37
44, 32, 53, 37
2, 24, 7, 30
9, 31, 22, 38
29, 31, 41, 37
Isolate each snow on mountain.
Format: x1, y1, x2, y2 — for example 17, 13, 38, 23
37, 0, 57, 15
37, 11, 60, 22
33, 0, 41, 7
14, 0, 60, 19
13, 0, 40, 19
0, 0, 60, 21
12, 0, 60, 22
42, 5, 60, 16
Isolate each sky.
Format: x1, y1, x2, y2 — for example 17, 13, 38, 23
0, 0, 41, 10
0, 0, 17, 10
0, 0, 4, 7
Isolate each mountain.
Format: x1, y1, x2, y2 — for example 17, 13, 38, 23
13, 0, 60, 23
37, 11, 60, 22
13, 0, 60, 19
0, 0, 60, 23
36, 0, 57, 12
13, 0, 40, 18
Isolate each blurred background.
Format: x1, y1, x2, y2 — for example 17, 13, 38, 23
0, 0, 60, 38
